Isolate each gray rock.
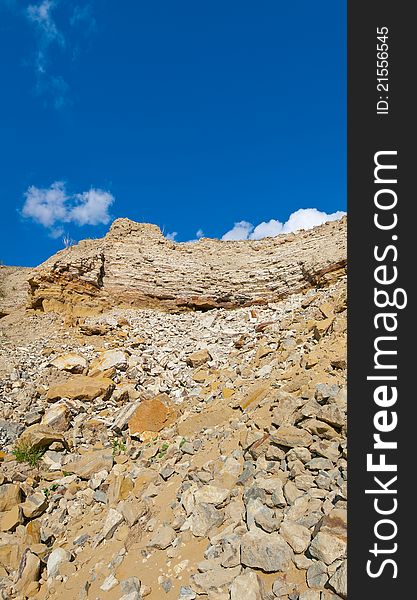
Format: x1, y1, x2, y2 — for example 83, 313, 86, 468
190, 503, 224, 537
246, 498, 279, 533
0, 419, 24, 446
240, 528, 294, 572
93, 490, 108, 504
231, 571, 263, 600
328, 560, 347, 598
160, 464, 175, 480
190, 566, 241, 594
178, 586, 197, 599
149, 524, 176, 549
120, 576, 141, 594
306, 561, 328, 588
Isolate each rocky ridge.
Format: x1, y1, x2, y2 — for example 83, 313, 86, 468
26, 217, 346, 316
0, 219, 347, 600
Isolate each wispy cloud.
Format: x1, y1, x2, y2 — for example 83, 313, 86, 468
0, 1, 97, 108
221, 208, 346, 241
25, 0, 70, 108
21, 181, 115, 237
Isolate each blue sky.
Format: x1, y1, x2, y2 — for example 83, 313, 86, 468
0, 1, 346, 267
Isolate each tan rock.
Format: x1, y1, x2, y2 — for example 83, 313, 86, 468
186, 349, 212, 367
239, 382, 270, 410
309, 531, 346, 564
90, 349, 128, 372
15, 550, 41, 595
18, 425, 69, 451
301, 418, 339, 440
107, 475, 134, 507
128, 394, 177, 435
50, 353, 88, 373
0, 483, 22, 512
20, 492, 48, 519
0, 505, 24, 532
24, 520, 41, 545
0, 541, 20, 572
41, 403, 71, 432
28, 217, 346, 314
271, 425, 313, 448
46, 374, 115, 402
65, 449, 114, 479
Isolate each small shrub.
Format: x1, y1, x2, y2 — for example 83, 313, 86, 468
12, 442, 45, 467
112, 437, 126, 456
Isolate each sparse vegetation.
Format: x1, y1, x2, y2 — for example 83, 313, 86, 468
157, 442, 169, 460
111, 437, 127, 455
12, 442, 46, 467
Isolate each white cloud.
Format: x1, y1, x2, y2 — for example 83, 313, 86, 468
165, 231, 178, 241
21, 181, 114, 235
221, 221, 254, 241
221, 208, 346, 241
70, 189, 115, 226
196, 228, 204, 239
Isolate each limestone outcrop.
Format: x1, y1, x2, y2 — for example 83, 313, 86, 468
27, 217, 347, 315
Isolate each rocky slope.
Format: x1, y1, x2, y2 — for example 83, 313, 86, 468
0, 219, 347, 600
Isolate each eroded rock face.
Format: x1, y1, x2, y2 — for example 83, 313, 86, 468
27, 217, 347, 316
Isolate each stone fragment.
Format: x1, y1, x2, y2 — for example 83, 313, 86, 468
190, 566, 241, 594
194, 485, 229, 505
240, 528, 293, 572
100, 574, 119, 591
15, 550, 41, 595
128, 394, 177, 435
17, 424, 69, 451
148, 524, 176, 549
309, 532, 346, 565
189, 503, 224, 537
186, 349, 211, 367
65, 449, 113, 479
95, 508, 124, 545
307, 561, 328, 588
178, 586, 197, 599
21, 492, 48, 518
0, 484, 21, 512
47, 547, 72, 578
328, 560, 347, 598
46, 374, 115, 402
239, 383, 270, 410
91, 349, 128, 372
0, 505, 24, 532
302, 419, 339, 440
50, 353, 88, 373
280, 519, 311, 553
271, 425, 313, 448
41, 403, 70, 432
230, 571, 262, 600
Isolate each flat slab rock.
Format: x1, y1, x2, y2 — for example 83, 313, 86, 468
128, 393, 177, 435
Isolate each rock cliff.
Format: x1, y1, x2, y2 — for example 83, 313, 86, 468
27, 217, 347, 316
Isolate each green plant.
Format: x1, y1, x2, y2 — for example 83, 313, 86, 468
112, 437, 126, 456
43, 483, 59, 498
156, 442, 169, 460
12, 442, 46, 467
179, 438, 187, 448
